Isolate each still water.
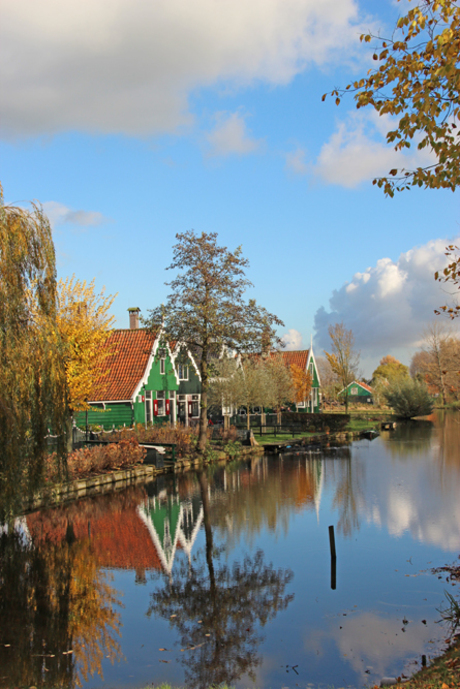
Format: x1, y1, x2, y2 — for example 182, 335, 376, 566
1, 412, 460, 689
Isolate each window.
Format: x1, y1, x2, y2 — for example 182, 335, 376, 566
178, 363, 189, 380
145, 390, 152, 424
191, 394, 199, 417
157, 390, 165, 415
297, 401, 305, 408
351, 387, 358, 395
160, 358, 165, 375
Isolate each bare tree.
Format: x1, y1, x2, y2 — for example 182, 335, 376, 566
324, 323, 360, 413
420, 323, 460, 403
145, 232, 283, 452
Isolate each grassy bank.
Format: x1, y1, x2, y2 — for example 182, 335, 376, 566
388, 636, 460, 688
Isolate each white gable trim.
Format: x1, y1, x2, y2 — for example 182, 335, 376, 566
132, 329, 162, 401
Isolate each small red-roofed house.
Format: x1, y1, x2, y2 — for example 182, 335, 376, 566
338, 380, 374, 404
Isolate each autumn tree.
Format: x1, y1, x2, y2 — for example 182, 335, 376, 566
316, 355, 340, 404
145, 231, 283, 452
435, 244, 460, 319
0, 187, 68, 516
291, 363, 313, 405
326, 0, 460, 196
419, 322, 460, 402
57, 276, 116, 415
324, 323, 360, 412
372, 355, 410, 385
324, 1, 460, 316
264, 354, 295, 421
208, 355, 268, 429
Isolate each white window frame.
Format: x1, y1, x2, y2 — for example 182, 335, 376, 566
178, 363, 189, 380
157, 390, 166, 416
351, 387, 358, 395
160, 358, 166, 375
145, 390, 152, 424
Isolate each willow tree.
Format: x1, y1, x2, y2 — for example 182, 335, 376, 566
0, 187, 67, 516
145, 231, 283, 452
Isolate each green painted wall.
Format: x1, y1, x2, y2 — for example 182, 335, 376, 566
133, 344, 179, 425
75, 402, 133, 429
177, 362, 201, 395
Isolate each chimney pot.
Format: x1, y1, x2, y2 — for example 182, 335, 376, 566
128, 307, 140, 329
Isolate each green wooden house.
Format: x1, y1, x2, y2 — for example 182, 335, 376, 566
338, 380, 373, 403
75, 309, 179, 429
171, 343, 202, 426
279, 348, 321, 413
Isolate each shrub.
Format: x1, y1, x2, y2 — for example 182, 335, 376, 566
114, 423, 197, 458
384, 379, 434, 419
47, 439, 146, 481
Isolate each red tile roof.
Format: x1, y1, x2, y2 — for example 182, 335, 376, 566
247, 349, 310, 370
90, 329, 157, 401
358, 381, 373, 393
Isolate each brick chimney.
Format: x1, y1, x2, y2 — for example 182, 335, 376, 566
128, 307, 140, 329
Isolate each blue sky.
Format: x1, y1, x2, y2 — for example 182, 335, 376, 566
1, 0, 458, 376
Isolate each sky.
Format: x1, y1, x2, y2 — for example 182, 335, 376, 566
1, 0, 458, 377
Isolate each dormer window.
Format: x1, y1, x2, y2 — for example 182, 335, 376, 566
178, 363, 189, 380
160, 357, 166, 375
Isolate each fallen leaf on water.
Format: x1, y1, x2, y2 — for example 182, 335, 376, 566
170, 614, 177, 618
3, 645, 10, 648
159, 659, 170, 664
62, 650, 73, 655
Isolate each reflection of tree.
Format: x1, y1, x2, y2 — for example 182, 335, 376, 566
382, 419, 433, 458
148, 471, 293, 688
176, 456, 323, 547
329, 454, 365, 538
0, 524, 122, 688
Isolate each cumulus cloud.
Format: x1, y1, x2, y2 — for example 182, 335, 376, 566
314, 237, 460, 369
282, 329, 304, 350
0, 0, 368, 138
285, 147, 308, 175
206, 112, 262, 157
313, 111, 435, 188
43, 201, 108, 228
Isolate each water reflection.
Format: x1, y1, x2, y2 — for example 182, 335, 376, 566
381, 419, 434, 457
0, 513, 122, 687
148, 471, 294, 689
1, 412, 460, 689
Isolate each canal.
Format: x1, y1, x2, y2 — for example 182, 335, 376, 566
1, 411, 459, 688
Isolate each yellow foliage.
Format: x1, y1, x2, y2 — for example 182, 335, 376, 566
290, 363, 312, 404
326, 0, 460, 195
57, 276, 117, 413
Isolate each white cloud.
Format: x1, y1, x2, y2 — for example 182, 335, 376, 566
0, 0, 368, 138
314, 237, 460, 371
43, 201, 108, 228
206, 112, 262, 157
282, 328, 304, 350
285, 147, 308, 175
313, 111, 435, 188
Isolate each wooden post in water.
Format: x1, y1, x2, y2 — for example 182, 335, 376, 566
329, 525, 337, 590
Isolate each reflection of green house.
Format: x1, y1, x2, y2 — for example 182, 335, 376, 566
338, 381, 373, 403
75, 308, 179, 428
137, 494, 203, 576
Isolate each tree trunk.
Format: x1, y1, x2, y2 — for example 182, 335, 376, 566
198, 348, 209, 454
66, 415, 73, 454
